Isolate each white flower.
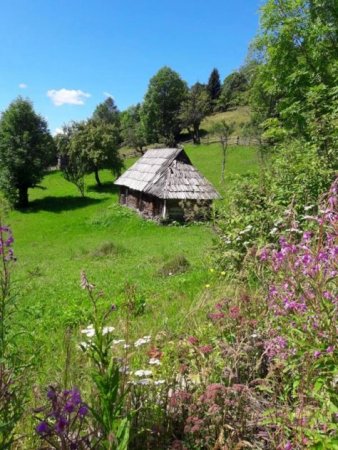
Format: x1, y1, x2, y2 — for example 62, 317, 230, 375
149, 358, 161, 366
137, 378, 152, 385
269, 227, 278, 235
112, 339, 125, 345
78, 341, 90, 350
123, 344, 131, 349
81, 325, 95, 337
102, 326, 115, 335
304, 204, 314, 211
134, 369, 152, 377
119, 365, 130, 374
134, 336, 151, 347
154, 380, 166, 385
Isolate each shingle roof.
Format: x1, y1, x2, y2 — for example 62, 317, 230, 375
115, 148, 220, 200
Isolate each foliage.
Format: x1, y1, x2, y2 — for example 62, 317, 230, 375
57, 120, 124, 190
142, 66, 188, 146
179, 83, 211, 144
217, 68, 250, 111
0, 225, 28, 448
92, 97, 120, 127
206, 68, 221, 108
55, 123, 87, 197
258, 180, 338, 448
79, 272, 130, 449
215, 140, 334, 272
251, 0, 338, 160
120, 104, 146, 153
0, 97, 55, 208
34, 387, 99, 449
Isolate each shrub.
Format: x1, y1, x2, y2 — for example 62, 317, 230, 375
158, 255, 190, 277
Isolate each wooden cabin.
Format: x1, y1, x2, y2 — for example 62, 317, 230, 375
114, 148, 220, 221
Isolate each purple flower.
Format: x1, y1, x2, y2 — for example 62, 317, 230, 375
326, 346, 334, 354
284, 442, 293, 450
313, 350, 321, 358
78, 404, 88, 416
55, 416, 68, 434
47, 388, 56, 400
36, 421, 50, 435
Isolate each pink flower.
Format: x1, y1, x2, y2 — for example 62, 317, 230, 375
187, 336, 198, 345
198, 345, 213, 354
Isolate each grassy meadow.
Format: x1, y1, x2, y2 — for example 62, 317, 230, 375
9, 143, 259, 384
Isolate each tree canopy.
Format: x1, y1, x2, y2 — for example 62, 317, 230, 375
0, 97, 54, 207
92, 97, 120, 127
179, 83, 211, 144
141, 66, 188, 146
251, 0, 338, 160
207, 68, 221, 106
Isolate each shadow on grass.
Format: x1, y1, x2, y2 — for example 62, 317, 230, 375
23, 195, 107, 214
87, 181, 120, 195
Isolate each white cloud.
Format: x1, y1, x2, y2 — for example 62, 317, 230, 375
103, 91, 115, 99
47, 88, 91, 106
19, 83, 27, 89
53, 127, 64, 136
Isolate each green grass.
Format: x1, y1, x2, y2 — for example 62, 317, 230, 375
8, 143, 259, 383
201, 106, 251, 135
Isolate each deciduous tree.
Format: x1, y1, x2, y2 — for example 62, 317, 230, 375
179, 83, 211, 144
142, 67, 188, 146
0, 97, 54, 208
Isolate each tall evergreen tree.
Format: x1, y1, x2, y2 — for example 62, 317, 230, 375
92, 97, 120, 127
207, 68, 221, 102
0, 97, 55, 207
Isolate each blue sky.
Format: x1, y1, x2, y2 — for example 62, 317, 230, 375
0, 0, 262, 134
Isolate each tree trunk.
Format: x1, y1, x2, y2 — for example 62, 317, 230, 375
94, 168, 102, 187
17, 186, 29, 208
193, 124, 201, 145
221, 141, 227, 183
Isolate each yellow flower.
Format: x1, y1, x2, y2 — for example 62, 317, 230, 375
205, 284, 210, 288
209, 268, 214, 273
221, 271, 226, 276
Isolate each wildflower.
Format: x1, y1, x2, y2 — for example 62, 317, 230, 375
79, 341, 89, 350
148, 347, 163, 359
187, 336, 199, 345
81, 325, 95, 338
209, 268, 214, 273
229, 306, 240, 319
36, 421, 50, 435
208, 312, 225, 321
326, 346, 334, 354
154, 379, 165, 385
78, 405, 88, 417
80, 271, 95, 291
265, 336, 287, 359
134, 336, 151, 347
283, 442, 293, 450
205, 284, 210, 288
137, 378, 152, 385
220, 271, 226, 275
55, 416, 68, 434
313, 350, 321, 358
123, 343, 131, 349
102, 326, 114, 335
134, 369, 152, 377
149, 358, 161, 366
198, 345, 213, 354
112, 339, 125, 345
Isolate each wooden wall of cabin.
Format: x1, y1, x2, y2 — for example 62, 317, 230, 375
119, 187, 163, 218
